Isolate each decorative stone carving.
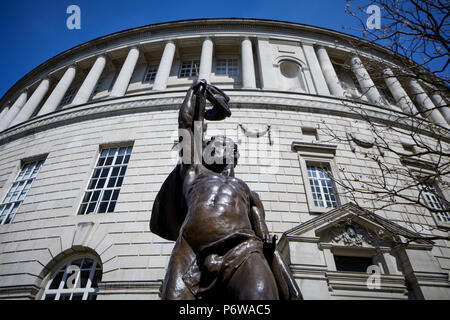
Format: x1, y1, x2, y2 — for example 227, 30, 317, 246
347, 133, 385, 156
327, 223, 381, 247
238, 123, 272, 145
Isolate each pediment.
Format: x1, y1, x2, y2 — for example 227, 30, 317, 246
282, 203, 432, 247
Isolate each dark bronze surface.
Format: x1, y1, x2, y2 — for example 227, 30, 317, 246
151, 80, 302, 300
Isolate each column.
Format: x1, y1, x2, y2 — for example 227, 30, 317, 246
0, 92, 28, 131
241, 37, 256, 89
0, 106, 8, 123
302, 43, 330, 95
383, 68, 419, 115
10, 79, 50, 127
408, 79, 449, 128
38, 65, 77, 116
349, 55, 383, 105
198, 37, 214, 83
71, 55, 106, 105
110, 46, 140, 97
316, 46, 345, 97
153, 41, 176, 91
430, 93, 450, 125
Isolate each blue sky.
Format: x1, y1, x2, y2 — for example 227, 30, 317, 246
0, 0, 363, 98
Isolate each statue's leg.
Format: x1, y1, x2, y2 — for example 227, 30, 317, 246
270, 250, 303, 300
161, 236, 196, 300
226, 252, 279, 300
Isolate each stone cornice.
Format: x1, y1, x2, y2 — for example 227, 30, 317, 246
0, 284, 40, 300
97, 280, 163, 297
325, 271, 409, 295
399, 156, 439, 172
291, 141, 338, 156
98, 280, 162, 290
1, 90, 447, 146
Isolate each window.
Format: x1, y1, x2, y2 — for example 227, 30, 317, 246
143, 65, 158, 83
421, 183, 450, 223
91, 73, 110, 97
403, 165, 450, 227
307, 164, 338, 209
215, 59, 239, 76
334, 255, 373, 272
42, 257, 102, 300
0, 159, 45, 225
293, 142, 339, 214
333, 62, 360, 98
78, 146, 133, 215
179, 60, 199, 78
59, 87, 78, 108
378, 85, 397, 106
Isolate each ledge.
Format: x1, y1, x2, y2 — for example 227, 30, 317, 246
291, 141, 338, 156
97, 280, 163, 296
0, 284, 40, 300
2, 89, 438, 146
326, 271, 408, 295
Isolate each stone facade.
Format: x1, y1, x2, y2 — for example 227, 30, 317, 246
0, 19, 448, 300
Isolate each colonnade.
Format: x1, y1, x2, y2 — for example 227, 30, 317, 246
315, 47, 449, 128
0, 36, 259, 131
0, 36, 448, 132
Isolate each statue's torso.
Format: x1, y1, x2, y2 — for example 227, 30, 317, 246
181, 166, 254, 252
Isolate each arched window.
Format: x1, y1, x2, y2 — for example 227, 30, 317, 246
279, 60, 307, 92
41, 257, 102, 300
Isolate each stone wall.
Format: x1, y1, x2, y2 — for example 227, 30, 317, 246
0, 95, 448, 299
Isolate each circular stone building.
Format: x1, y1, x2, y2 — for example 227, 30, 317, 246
0, 18, 449, 300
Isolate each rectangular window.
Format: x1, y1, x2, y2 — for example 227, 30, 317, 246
215, 59, 239, 76
78, 146, 133, 215
0, 159, 45, 224
421, 183, 450, 223
92, 78, 104, 96
179, 60, 199, 78
143, 65, 158, 83
59, 87, 78, 108
334, 255, 373, 273
378, 85, 396, 105
332, 62, 356, 97
307, 164, 337, 209
91, 73, 110, 97
294, 142, 339, 214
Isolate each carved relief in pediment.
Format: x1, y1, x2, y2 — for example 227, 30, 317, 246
322, 224, 393, 247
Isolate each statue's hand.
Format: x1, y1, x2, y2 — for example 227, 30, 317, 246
191, 79, 207, 93
262, 234, 277, 264
204, 84, 231, 121
262, 234, 273, 244
203, 254, 223, 274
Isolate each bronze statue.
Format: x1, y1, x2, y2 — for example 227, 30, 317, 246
151, 80, 302, 300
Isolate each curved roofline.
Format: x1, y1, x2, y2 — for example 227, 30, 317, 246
0, 17, 432, 106
67, 17, 368, 51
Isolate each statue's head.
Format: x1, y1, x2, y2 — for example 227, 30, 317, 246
202, 135, 239, 174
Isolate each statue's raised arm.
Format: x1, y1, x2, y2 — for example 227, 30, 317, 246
178, 80, 232, 176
